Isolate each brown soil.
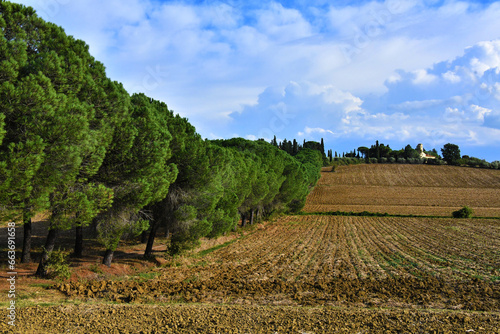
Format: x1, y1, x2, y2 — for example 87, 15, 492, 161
2, 304, 499, 333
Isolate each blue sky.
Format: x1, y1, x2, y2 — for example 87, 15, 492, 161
13, 0, 500, 161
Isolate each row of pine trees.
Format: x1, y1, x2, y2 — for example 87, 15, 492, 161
0, 2, 323, 275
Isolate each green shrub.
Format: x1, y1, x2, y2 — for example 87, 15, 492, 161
452, 206, 474, 218
46, 248, 71, 280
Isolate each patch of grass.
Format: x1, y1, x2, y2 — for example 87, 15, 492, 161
164, 260, 183, 268
89, 263, 105, 275
188, 260, 208, 268
182, 274, 199, 284
136, 272, 160, 280
197, 238, 238, 257
17, 292, 38, 300
29, 283, 53, 288
285, 220, 303, 227
424, 253, 450, 266
386, 253, 418, 269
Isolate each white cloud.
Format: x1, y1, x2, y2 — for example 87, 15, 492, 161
228, 81, 365, 141
443, 71, 461, 83
412, 69, 438, 85
303, 127, 335, 135
11, 0, 500, 161
470, 105, 491, 121
255, 2, 313, 43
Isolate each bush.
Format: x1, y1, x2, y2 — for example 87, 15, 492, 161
479, 160, 490, 168
46, 248, 71, 280
452, 206, 474, 218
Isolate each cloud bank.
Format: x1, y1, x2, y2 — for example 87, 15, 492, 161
13, 0, 500, 160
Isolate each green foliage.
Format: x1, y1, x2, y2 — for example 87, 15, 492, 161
46, 248, 71, 280
94, 94, 178, 259
0, 1, 128, 233
295, 148, 322, 186
97, 209, 149, 251
441, 143, 461, 165
457, 156, 493, 169
452, 206, 474, 218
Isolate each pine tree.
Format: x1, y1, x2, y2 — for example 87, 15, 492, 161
0, 3, 121, 270
95, 94, 178, 266
144, 109, 205, 257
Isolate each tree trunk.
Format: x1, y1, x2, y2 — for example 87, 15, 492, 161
241, 213, 247, 227
35, 227, 59, 277
250, 210, 254, 225
141, 229, 149, 243
91, 218, 98, 238
21, 217, 32, 263
144, 219, 159, 258
74, 225, 83, 258
102, 249, 114, 267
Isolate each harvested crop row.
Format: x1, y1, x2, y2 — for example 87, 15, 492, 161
307, 164, 500, 217
304, 185, 500, 216
321, 164, 500, 188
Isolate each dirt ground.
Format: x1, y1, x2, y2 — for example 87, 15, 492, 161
2, 303, 500, 333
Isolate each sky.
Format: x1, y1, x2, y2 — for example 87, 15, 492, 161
12, 0, 500, 161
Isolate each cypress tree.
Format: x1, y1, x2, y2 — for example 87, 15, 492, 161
292, 139, 298, 155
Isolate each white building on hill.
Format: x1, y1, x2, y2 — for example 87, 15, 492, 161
416, 143, 436, 159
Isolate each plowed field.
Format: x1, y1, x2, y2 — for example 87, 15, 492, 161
53, 216, 500, 310
304, 164, 500, 216
2, 164, 500, 333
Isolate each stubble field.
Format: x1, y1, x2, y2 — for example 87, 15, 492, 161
304, 164, 500, 217
2, 164, 500, 333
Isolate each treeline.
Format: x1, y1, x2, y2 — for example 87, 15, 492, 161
0, 2, 322, 275
332, 141, 499, 169
271, 136, 328, 165
341, 141, 440, 164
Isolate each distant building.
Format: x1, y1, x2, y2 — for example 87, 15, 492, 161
416, 143, 436, 159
